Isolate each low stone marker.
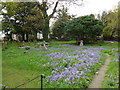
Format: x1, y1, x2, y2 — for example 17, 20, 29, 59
80, 40, 83, 46
36, 41, 49, 50
18, 40, 21, 47
43, 41, 48, 50
18, 41, 25, 48
2, 41, 7, 51
18, 41, 31, 50
22, 41, 25, 47
25, 46, 31, 50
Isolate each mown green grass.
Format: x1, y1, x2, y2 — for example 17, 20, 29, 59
3, 41, 76, 88
0, 43, 2, 89
102, 45, 119, 88
2, 41, 118, 88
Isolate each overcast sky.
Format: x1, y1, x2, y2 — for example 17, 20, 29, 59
49, 0, 119, 25
68, 0, 119, 16
0, 0, 119, 37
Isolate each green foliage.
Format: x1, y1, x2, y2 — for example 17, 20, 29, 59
52, 6, 72, 40
102, 8, 118, 40
101, 11, 108, 27
1, 2, 44, 41
1, 2, 16, 33
102, 48, 118, 88
64, 15, 103, 44
2, 41, 118, 88
13, 2, 43, 34
1, 1, 84, 41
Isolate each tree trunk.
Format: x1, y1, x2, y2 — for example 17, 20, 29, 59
9, 33, 13, 42
43, 18, 49, 41
40, 1, 58, 41
6, 32, 9, 41
22, 33, 25, 41
26, 34, 29, 42
35, 31, 37, 41
2, 41, 7, 51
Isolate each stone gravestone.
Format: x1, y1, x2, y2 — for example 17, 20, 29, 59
2, 41, 7, 51
22, 41, 25, 47
43, 41, 47, 50
80, 40, 83, 46
18, 40, 21, 48
18, 41, 26, 49
35, 41, 49, 50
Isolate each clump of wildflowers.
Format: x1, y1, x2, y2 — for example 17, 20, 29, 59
44, 46, 105, 87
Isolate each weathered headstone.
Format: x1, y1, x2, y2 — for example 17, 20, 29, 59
2, 41, 7, 51
43, 41, 47, 50
22, 41, 25, 47
35, 41, 49, 50
35, 43, 42, 48
25, 46, 31, 50
80, 40, 83, 46
18, 40, 21, 48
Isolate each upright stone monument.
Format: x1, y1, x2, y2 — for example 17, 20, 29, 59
2, 41, 7, 51
22, 41, 25, 47
18, 40, 21, 48
43, 41, 47, 50
80, 40, 83, 46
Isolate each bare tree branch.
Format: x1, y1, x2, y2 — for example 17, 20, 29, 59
72, 1, 83, 6
47, 1, 54, 8
37, 2, 44, 10
49, 1, 59, 19
59, 0, 83, 6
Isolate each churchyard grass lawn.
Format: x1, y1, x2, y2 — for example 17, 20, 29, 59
101, 41, 119, 88
0, 43, 2, 88
2, 41, 118, 88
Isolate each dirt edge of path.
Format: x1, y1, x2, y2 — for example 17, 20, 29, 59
88, 54, 111, 88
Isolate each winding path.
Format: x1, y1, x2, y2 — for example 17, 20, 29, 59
88, 54, 111, 88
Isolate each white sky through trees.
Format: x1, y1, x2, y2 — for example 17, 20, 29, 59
37, 0, 119, 17
67, 0, 119, 16
1, 0, 119, 16
0, 0, 119, 37
45, 0, 119, 25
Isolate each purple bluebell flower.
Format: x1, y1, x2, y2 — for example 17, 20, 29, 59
115, 59, 119, 62
108, 80, 111, 81
104, 41, 118, 42
83, 65, 86, 69
65, 78, 70, 81
45, 45, 107, 85
86, 69, 91, 72
61, 70, 70, 74
74, 64, 82, 67
93, 47, 106, 50
52, 70, 57, 73
57, 44, 73, 46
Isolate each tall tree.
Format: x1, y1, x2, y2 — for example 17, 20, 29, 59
37, 0, 83, 41
52, 6, 72, 40
64, 15, 103, 44
13, 2, 44, 41
118, 2, 120, 42
1, 0, 84, 41
1, 2, 17, 41
97, 13, 101, 20
1, 1, 44, 41
101, 11, 108, 27
103, 9, 118, 40
90, 14, 95, 18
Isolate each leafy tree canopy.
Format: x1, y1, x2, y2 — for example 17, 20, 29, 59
103, 8, 118, 40
64, 15, 103, 44
1, 1, 44, 41
52, 6, 73, 40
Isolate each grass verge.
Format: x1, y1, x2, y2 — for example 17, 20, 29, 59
2, 41, 118, 88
